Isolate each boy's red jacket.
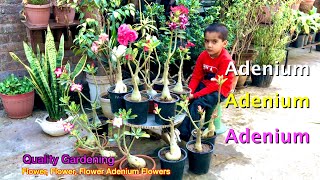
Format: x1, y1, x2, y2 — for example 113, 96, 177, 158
189, 49, 234, 99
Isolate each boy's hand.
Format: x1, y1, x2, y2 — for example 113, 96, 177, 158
188, 94, 194, 100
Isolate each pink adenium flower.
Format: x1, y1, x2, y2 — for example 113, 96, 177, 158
54, 67, 63, 78
113, 117, 123, 128
91, 41, 99, 54
168, 22, 178, 30
180, 23, 187, 30
197, 105, 204, 114
63, 122, 74, 133
70, 83, 83, 92
179, 14, 188, 24
117, 24, 138, 46
98, 33, 109, 43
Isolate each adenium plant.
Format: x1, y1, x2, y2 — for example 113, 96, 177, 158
159, 5, 189, 101
172, 40, 195, 93
113, 109, 150, 169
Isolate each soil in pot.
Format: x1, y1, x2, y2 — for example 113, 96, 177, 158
108, 85, 133, 113
93, 147, 125, 173
119, 155, 156, 180
191, 129, 217, 145
152, 78, 176, 91
124, 93, 150, 125
152, 93, 180, 125
186, 140, 214, 175
158, 147, 187, 180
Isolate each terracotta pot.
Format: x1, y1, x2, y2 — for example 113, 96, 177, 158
299, 0, 315, 13
76, 146, 93, 156
25, 4, 51, 26
119, 155, 156, 180
53, 5, 75, 24
0, 90, 35, 119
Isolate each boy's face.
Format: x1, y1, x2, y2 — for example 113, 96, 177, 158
204, 32, 228, 58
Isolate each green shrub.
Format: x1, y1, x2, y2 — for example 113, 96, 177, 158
0, 74, 33, 95
27, 0, 49, 5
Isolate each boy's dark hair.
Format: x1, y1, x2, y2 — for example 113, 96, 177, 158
204, 23, 228, 41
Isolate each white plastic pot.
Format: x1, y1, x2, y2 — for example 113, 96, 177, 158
99, 92, 114, 119
86, 74, 111, 103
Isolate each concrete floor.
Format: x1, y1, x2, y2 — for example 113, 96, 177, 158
0, 47, 320, 180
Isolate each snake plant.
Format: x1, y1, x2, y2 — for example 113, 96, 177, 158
10, 26, 87, 121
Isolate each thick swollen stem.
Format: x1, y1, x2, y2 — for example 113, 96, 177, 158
160, 63, 172, 101
165, 123, 181, 161
127, 154, 147, 169
114, 58, 127, 93
84, 133, 96, 147
128, 62, 141, 101
172, 58, 184, 93
195, 128, 203, 152
99, 149, 117, 158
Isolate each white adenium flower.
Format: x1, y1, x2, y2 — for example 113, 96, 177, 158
113, 117, 123, 128
111, 45, 127, 62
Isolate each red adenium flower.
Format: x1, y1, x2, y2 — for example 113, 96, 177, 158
168, 22, 178, 30
186, 41, 195, 48
125, 54, 133, 61
117, 24, 138, 46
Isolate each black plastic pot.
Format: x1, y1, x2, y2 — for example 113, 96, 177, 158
191, 129, 217, 145
186, 140, 214, 175
251, 69, 275, 87
169, 86, 191, 112
152, 93, 180, 125
153, 79, 176, 91
124, 93, 150, 125
315, 32, 320, 42
291, 34, 306, 48
158, 147, 187, 180
108, 85, 133, 113
123, 78, 145, 91
316, 45, 320, 51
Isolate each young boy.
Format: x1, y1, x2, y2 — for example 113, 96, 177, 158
178, 23, 235, 141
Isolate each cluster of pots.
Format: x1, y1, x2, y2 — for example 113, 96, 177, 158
24, 2, 76, 26
85, 75, 218, 179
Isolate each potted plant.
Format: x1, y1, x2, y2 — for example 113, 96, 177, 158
59, 62, 125, 169
73, 1, 135, 106
0, 74, 34, 119
10, 26, 87, 136
177, 96, 215, 175
24, 0, 51, 26
221, 0, 264, 89
114, 109, 156, 180
190, 75, 227, 144
253, 2, 298, 87
153, 5, 190, 125
154, 105, 187, 180
52, 0, 78, 24
299, 0, 316, 13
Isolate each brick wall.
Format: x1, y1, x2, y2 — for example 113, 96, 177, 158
0, 0, 28, 80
